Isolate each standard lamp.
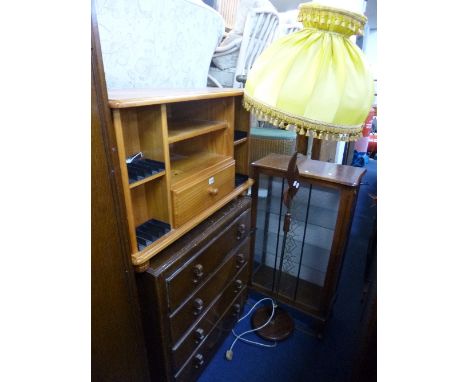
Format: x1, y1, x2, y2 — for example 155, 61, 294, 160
244, 2, 374, 142
243, 2, 374, 341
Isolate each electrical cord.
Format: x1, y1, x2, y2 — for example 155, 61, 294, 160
126, 152, 143, 163
225, 298, 277, 361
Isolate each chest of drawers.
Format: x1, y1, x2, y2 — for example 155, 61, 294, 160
137, 196, 252, 382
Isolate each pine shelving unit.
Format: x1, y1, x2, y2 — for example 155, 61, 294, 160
108, 88, 252, 271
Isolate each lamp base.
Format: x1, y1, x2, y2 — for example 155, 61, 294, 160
251, 306, 294, 341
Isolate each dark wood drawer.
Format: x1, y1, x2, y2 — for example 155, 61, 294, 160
136, 197, 252, 382
168, 241, 249, 344
171, 270, 248, 372
164, 208, 250, 313
174, 288, 248, 382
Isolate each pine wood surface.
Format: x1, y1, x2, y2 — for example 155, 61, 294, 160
111, 88, 252, 268
234, 97, 251, 176
170, 153, 232, 188
168, 120, 227, 144
129, 170, 166, 189
234, 137, 248, 146
108, 88, 244, 108
171, 161, 235, 227
132, 179, 254, 267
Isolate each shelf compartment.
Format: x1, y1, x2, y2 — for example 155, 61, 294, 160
136, 219, 171, 251
129, 170, 166, 189
168, 120, 227, 144
235, 173, 249, 188
170, 152, 232, 188
127, 158, 166, 186
130, 177, 172, 251
234, 130, 248, 146
234, 137, 247, 146
131, 178, 255, 267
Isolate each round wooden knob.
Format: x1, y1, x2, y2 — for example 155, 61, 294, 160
192, 264, 204, 283
208, 187, 219, 196
193, 298, 204, 315
194, 353, 204, 368
235, 253, 245, 268
237, 223, 246, 239
194, 327, 205, 342
232, 303, 241, 317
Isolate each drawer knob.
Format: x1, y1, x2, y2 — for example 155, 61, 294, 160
235, 253, 245, 268
232, 303, 241, 317
208, 187, 219, 196
192, 263, 204, 283
234, 279, 243, 292
194, 327, 205, 342
193, 298, 204, 315
237, 223, 246, 240
194, 353, 204, 368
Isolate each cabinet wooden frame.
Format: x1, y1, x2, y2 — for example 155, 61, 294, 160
249, 153, 366, 335
108, 88, 253, 271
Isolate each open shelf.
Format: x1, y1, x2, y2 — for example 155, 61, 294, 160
235, 173, 249, 188
129, 171, 166, 189
234, 138, 247, 146
136, 219, 171, 251
170, 152, 232, 188
127, 158, 166, 187
168, 120, 227, 144
131, 177, 254, 267
234, 130, 248, 146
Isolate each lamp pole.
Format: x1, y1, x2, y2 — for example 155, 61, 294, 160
251, 152, 299, 341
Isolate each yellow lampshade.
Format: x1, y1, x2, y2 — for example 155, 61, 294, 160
244, 2, 374, 141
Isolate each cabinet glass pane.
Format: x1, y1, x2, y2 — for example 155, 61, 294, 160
252, 174, 340, 309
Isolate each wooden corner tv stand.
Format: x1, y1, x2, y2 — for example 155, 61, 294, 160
108, 88, 253, 272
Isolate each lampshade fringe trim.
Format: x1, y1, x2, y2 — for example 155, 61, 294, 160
298, 3, 367, 37
243, 94, 363, 142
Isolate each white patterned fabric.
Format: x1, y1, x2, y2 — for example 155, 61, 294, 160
95, 0, 225, 89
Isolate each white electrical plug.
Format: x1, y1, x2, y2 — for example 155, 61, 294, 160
225, 297, 277, 361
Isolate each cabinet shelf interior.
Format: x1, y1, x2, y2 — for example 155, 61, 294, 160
135, 219, 171, 251
234, 130, 247, 142
168, 120, 227, 144
126, 157, 166, 186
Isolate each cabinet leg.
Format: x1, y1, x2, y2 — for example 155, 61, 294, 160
314, 318, 328, 340
316, 322, 325, 340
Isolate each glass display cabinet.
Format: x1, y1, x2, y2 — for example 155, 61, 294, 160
249, 153, 366, 337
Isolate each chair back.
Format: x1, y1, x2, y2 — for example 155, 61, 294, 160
284, 24, 301, 34
233, 8, 279, 88
217, 0, 240, 30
